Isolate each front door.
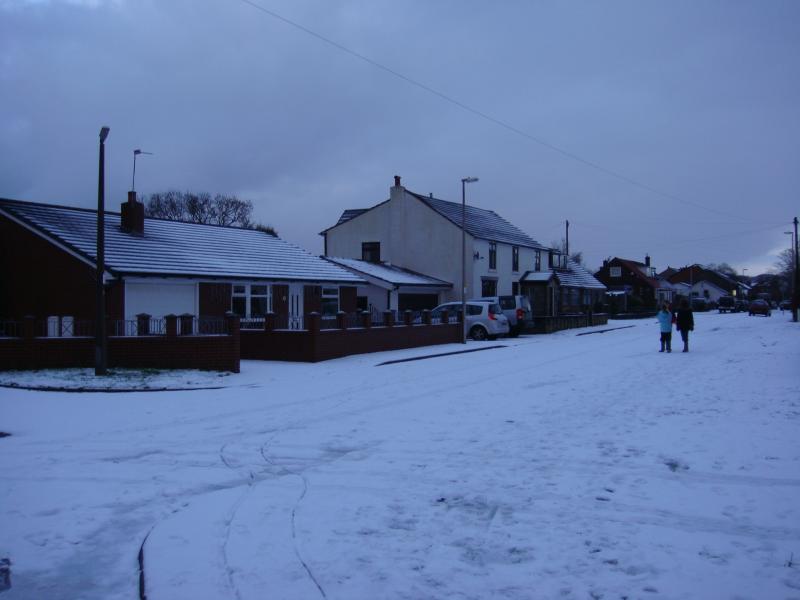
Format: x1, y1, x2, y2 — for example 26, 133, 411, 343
288, 283, 304, 329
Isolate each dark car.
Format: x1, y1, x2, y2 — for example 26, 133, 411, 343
748, 299, 771, 317
735, 299, 749, 312
691, 298, 709, 312
717, 295, 736, 313
779, 300, 792, 311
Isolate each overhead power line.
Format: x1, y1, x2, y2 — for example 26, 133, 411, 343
235, 0, 763, 224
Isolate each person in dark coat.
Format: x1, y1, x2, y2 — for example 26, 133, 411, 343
675, 298, 695, 352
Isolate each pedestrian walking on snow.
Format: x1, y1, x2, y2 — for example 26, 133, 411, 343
657, 302, 673, 353
675, 298, 695, 352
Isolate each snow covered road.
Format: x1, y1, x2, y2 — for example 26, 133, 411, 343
1, 312, 799, 599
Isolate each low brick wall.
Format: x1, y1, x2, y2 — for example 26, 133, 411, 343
0, 316, 240, 372
241, 312, 462, 362
527, 313, 609, 334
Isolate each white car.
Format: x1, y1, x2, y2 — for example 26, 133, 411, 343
431, 301, 510, 340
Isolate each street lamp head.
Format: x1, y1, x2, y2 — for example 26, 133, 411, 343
99, 126, 110, 142
462, 177, 479, 184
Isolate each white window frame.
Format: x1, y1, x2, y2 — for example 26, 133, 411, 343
321, 286, 339, 316
231, 283, 273, 317
610, 266, 622, 278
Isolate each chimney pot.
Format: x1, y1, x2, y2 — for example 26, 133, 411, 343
645, 254, 651, 267
393, 175, 401, 187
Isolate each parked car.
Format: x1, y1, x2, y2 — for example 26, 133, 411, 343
691, 298, 709, 311
717, 296, 736, 313
470, 295, 532, 337
748, 299, 772, 317
779, 300, 792, 311
431, 301, 510, 340
735, 299, 749, 312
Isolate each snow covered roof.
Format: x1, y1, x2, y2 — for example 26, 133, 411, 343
334, 209, 369, 227
557, 260, 607, 290
520, 271, 555, 283
409, 192, 547, 250
0, 198, 365, 283
520, 261, 606, 289
325, 257, 452, 288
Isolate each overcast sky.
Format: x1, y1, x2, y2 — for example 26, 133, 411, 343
2, 0, 798, 273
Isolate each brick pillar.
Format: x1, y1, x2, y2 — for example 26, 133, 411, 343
165, 314, 178, 338
136, 313, 151, 336
383, 310, 394, 328
336, 311, 347, 330
422, 309, 431, 325
225, 312, 240, 374
361, 311, 372, 329
179, 313, 194, 335
404, 310, 413, 326
441, 309, 449, 324
264, 312, 276, 332
307, 312, 320, 334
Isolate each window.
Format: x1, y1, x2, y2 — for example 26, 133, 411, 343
231, 284, 272, 317
512, 282, 519, 295
489, 242, 497, 270
609, 266, 622, 278
512, 246, 519, 272
362, 242, 381, 263
481, 279, 497, 296
534, 250, 541, 271
250, 285, 269, 316
321, 287, 339, 316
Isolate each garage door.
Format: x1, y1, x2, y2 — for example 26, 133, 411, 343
125, 282, 197, 320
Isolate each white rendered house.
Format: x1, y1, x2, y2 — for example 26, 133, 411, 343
321, 176, 552, 310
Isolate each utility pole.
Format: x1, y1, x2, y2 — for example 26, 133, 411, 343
565, 219, 569, 258
793, 216, 799, 322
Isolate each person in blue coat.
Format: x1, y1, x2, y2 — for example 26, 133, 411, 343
657, 302, 673, 352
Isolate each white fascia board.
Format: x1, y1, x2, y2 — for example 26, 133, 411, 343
0, 207, 113, 278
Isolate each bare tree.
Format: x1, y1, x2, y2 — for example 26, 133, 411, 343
704, 262, 737, 277
145, 190, 262, 230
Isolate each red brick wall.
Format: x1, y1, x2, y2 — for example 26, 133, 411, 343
0, 214, 124, 320
241, 322, 461, 362
0, 323, 239, 373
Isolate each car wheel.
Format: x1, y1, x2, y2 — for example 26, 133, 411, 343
469, 325, 487, 341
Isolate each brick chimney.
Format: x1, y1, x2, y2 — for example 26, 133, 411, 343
393, 175, 401, 188
645, 254, 651, 267
121, 191, 145, 235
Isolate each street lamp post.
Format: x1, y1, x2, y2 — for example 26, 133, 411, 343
461, 177, 479, 343
95, 126, 110, 376
793, 217, 799, 323
786, 230, 797, 321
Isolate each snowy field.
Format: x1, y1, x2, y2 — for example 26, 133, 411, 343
1, 311, 799, 600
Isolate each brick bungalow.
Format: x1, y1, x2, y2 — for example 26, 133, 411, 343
0, 194, 364, 330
